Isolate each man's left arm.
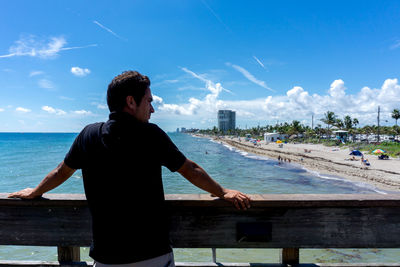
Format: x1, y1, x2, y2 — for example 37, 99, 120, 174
177, 158, 251, 210
8, 161, 76, 199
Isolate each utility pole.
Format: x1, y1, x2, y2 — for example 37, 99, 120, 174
377, 106, 380, 142
311, 114, 314, 130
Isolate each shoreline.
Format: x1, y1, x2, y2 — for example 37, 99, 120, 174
195, 134, 400, 193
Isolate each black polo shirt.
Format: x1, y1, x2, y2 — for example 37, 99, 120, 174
64, 112, 186, 264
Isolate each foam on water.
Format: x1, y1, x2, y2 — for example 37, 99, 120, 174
304, 167, 389, 194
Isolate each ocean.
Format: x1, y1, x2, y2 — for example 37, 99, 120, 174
0, 132, 399, 263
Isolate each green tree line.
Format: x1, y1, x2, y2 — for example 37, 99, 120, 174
199, 109, 400, 141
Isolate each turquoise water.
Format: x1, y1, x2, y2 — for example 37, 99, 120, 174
0, 132, 398, 263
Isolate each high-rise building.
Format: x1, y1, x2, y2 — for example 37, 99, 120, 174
218, 110, 236, 133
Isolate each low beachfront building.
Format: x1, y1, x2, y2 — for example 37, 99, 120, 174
332, 130, 349, 142
264, 132, 288, 143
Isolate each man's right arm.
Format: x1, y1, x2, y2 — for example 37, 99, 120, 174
177, 158, 251, 210
8, 161, 76, 199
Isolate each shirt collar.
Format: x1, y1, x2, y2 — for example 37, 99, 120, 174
109, 111, 140, 125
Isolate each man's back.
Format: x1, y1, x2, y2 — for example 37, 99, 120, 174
8, 70, 250, 266
64, 111, 186, 264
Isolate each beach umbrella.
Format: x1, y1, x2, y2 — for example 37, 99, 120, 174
372, 149, 386, 154
276, 140, 282, 143
349, 150, 363, 156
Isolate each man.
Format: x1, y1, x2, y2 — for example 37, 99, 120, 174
9, 70, 251, 267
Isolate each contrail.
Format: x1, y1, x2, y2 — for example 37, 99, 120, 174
253, 55, 266, 69
61, 44, 98, 51
201, 0, 233, 34
227, 63, 274, 92
93, 20, 127, 41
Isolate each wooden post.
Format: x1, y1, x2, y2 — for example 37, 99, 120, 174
212, 248, 217, 263
57, 246, 80, 262
280, 248, 299, 265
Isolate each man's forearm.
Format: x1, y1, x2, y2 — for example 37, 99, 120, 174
8, 161, 75, 199
178, 159, 228, 198
177, 158, 251, 210
182, 161, 226, 197
32, 162, 71, 196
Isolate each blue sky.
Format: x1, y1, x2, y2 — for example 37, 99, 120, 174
1, 0, 400, 132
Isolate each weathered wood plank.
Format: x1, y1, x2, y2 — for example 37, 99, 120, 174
2, 262, 400, 267
1, 194, 400, 249
4, 193, 400, 207
169, 205, 400, 248
0, 203, 92, 246
0, 261, 90, 267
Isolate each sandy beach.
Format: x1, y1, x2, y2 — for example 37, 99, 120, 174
200, 135, 400, 192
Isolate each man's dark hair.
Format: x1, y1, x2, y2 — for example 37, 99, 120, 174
107, 71, 150, 112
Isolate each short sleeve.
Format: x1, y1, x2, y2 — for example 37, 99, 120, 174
155, 126, 186, 172
64, 129, 87, 169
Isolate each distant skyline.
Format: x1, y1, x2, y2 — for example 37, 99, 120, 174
1, 0, 400, 132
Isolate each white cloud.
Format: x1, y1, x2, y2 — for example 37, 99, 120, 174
157, 68, 225, 116
154, 68, 400, 128
0, 108, 4, 112
227, 63, 274, 92
29, 71, 44, 77
1, 35, 65, 59
42, 106, 66, 115
91, 101, 108, 110
181, 67, 232, 94
59, 96, 74, 101
16, 107, 31, 113
0, 35, 97, 59
73, 110, 93, 116
329, 79, 346, 98
153, 95, 164, 105
97, 104, 107, 110
38, 79, 55, 89
390, 40, 400, 50
71, 67, 91, 77
164, 79, 179, 83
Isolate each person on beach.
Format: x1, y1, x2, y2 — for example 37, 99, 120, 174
8, 71, 251, 267
360, 157, 370, 168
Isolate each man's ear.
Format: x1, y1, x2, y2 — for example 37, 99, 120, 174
125, 95, 137, 112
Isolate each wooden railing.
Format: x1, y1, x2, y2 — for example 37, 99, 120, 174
1, 193, 400, 266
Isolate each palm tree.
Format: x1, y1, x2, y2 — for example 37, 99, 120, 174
321, 111, 337, 130
335, 118, 344, 129
353, 118, 359, 128
212, 126, 219, 135
321, 111, 337, 138
289, 120, 303, 136
343, 115, 353, 130
392, 109, 400, 126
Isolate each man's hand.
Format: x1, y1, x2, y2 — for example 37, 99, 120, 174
222, 189, 251, 210
8, 188, 41, 199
